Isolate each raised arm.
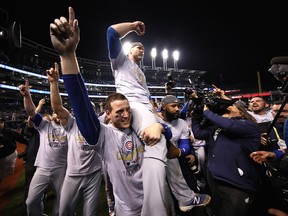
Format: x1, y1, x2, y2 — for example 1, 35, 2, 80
212, 84, 231, 101
110, 21, 145, 38
107, 21, 145, 60
35, 98, 46, 113
46, 62, 70, 126
49, 6, 100, 145
18, 80, 37, 119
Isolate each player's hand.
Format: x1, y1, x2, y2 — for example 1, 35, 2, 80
250, 151, 276, 164
140, 123, 162, 146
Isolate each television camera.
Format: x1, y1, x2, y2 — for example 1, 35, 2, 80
266, 56, 288, 135
184, 77, 234, 119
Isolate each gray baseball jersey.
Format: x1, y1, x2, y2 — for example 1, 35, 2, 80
27, 115, 68, 216
59, 115, 103, 216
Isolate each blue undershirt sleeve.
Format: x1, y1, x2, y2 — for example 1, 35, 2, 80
31, 113, 42, 127
62, 74, 100, 145
106, 27, 122, 59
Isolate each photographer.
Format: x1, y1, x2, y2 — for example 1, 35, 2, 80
191, 99, 262, 216
164, 74, 175, 95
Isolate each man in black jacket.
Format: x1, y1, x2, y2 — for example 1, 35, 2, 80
0, 117, 28, 183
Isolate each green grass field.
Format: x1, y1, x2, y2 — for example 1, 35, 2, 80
1, 171, 110, 216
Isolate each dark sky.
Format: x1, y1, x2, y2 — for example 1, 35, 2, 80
1, 1, 288, 92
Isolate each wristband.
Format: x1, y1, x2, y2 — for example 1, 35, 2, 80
178, 148, 182, 157
273, 149, 285, 159
160, 123, 172, 140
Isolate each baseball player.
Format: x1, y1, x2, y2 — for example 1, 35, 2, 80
18, 80, 68, 216
46, 63, 103, 216
49, 7, 175, 216
160, 95, 211, 212
106, 21, 170, 213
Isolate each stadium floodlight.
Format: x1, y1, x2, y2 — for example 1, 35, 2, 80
151, 47, 157, 69
122, 42, 131, 55
173, 50, 179, 70
162, 49, 168, 70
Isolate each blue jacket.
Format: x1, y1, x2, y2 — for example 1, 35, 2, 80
192, 110, 262, 192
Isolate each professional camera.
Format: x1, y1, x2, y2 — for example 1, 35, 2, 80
185, 78, 234, 121
269, 56, 288, 93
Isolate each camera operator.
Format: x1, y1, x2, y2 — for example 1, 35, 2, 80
164, 75, 175, 95
191, 98, 262, 216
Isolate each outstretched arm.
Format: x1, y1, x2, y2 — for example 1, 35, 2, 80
46, 62, 70, 126
212, 84, 231, 100
107, 21, 145, 60
18, 80, 37, 119
35, 98, 46, 113
49, 7, 100, 145
110, 21, 145, 38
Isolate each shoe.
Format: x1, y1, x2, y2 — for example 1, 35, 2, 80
179, 193, 211, 212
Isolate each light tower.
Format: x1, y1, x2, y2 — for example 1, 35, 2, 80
151, 47, 157, 69
173, 50, 179, 71
162, 49, 168, 70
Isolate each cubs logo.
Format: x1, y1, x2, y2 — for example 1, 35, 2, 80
124, 140, 133, 152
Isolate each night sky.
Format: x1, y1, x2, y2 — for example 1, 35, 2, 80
1, 1, 288, 92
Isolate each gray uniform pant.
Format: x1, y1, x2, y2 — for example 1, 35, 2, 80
167, 158, 196, 206
130, 102, 175, 216
26, 166, 66, 216
59, 170, 102, 216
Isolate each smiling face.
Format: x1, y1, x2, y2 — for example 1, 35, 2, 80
106, 99, 131, 129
